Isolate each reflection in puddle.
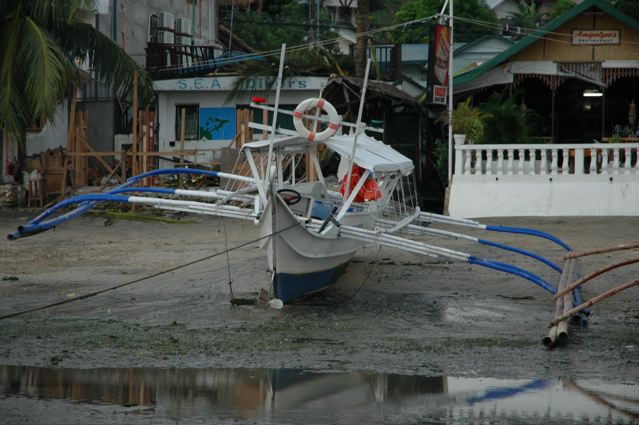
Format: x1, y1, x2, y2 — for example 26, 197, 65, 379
1, 365, 637, 424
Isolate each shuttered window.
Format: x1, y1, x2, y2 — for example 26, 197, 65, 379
175, 104, 199, 140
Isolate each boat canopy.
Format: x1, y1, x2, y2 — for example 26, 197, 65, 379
325, 133, 414, 175
242, 133, 414, 175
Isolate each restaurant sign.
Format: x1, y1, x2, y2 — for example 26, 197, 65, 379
572, 30, 619, 45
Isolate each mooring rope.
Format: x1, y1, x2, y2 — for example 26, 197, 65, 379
0, 222, 300, 321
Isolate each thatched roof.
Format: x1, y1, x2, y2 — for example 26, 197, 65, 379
323, 76, 420, 118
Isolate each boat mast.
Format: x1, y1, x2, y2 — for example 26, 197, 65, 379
344, 58, 372, 199
267, 44, 286, 302
266, 44, 287, 183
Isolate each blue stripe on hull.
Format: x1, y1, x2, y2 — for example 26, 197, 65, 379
274, 263, 349, 302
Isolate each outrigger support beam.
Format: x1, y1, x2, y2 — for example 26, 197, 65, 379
375, 217, 563, 274
7, 168, 258, 241
303, 217, 558, 295
415, 212, 573, 252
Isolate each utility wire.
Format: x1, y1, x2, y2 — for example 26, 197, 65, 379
0, 222, 300, 321
158, 15, 437, 72
452, 14, 639, 49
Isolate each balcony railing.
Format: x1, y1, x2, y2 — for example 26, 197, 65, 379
146, 43, 221, 79
454, 143, 639, 177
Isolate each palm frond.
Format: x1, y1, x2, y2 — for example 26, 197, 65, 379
227, 46, 341, 103
0, 14, 31, 141
226, 60, 282, 104
58, 21, 155, 106
18, 17, 74, 125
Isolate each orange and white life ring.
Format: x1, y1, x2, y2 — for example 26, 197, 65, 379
293, 98, 341, 142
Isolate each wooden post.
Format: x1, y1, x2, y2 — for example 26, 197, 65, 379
262, 108, 268, 140
74, 112, 80, 186
179, 107, 186, 187
120, 149, 126, 182
132, 71, 139, 178
80, 111, 86, 184
142, 110, 148, 185
60, 86, 78, 198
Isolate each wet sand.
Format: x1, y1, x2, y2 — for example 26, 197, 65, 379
0, 211, 637, 396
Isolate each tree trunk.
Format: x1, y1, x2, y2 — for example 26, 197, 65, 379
355, 0, 369, 78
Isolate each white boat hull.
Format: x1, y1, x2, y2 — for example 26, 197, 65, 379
259, 197, 369, 301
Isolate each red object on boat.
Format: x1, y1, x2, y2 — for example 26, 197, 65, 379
252, 96, 266, 103
339, 164, 382, 202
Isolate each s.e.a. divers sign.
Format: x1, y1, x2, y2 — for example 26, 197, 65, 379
425, 23, 451, 106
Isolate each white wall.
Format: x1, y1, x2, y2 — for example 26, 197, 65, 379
100, 0, 218, 65
448, 143, 639, 217
26, 104, 69, 156
449, 174, 639, 217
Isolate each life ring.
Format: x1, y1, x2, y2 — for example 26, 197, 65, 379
293, 98, 341, 142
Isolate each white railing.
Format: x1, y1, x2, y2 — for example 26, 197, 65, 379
454, 143, 639, 176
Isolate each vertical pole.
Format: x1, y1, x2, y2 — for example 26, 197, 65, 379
551, 88, 556, 142
120, 149, 126, 182
142, 110, 148, 184
262, 108, 268, 140
602, 89, 606, 140
228, 0, 235, 51
179, 107, 186, 187
266, 44, 286, 182
61, 84, 78, 197
73, 113, 80, 186
82, 111, 88, 186
132, 71, 139, 178
447, 0, 454, 184
208, 0, 213, 43
316, 0, 320, 44
344, 58, 371, 199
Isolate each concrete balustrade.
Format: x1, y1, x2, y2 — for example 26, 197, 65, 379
449, 143, 639, 217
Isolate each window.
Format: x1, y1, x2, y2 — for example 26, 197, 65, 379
148, 13, 158, 42
175, 104, 199, 140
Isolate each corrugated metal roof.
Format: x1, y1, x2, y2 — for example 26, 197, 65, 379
454, 0, 639, 88
401, 43, 466, 64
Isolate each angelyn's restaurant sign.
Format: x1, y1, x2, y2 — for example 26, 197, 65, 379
572, 29, 619, 45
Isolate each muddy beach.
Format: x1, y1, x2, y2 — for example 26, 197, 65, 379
0, 211, 637, 424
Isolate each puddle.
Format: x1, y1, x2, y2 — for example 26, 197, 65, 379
1, 365, 637, 424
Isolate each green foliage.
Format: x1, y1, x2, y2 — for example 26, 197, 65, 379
448, 98, 489, 143
0, 0, 152, 145
509, 0, 549, 35
370, 0, 405, 41
610, 0, 639, 22
478, 92, 538, 144
392, 0, 498, 43
221, 0, 333, 52
551, 0, 577, 18
432, 138, 448, 185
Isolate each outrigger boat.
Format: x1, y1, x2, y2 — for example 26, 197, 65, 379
7, 52, 581, 310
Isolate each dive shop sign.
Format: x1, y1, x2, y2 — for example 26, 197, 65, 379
572, 30, 619, 45
154, 76, 326, 91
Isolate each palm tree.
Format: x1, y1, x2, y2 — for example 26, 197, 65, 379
0, 0, 153, 169
509, 0, 548, 37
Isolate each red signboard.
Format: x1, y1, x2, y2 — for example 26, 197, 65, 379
426, 24, 451, 106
